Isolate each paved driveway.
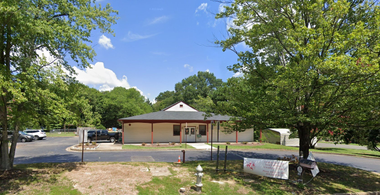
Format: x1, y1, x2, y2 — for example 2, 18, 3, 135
14, 137, 380, 173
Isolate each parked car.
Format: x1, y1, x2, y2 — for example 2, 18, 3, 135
18, 131, 34, 142
87, 130, 120, 143
0, 131, 34, 142
24, 129, 46, 140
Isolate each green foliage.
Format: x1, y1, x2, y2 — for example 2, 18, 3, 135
0, 0, 117, 170
215, 0, 380, 158
153, 71, 223, 111
82, 86, 152, 128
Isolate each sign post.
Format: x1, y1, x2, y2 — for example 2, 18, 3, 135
81, 129, 84, 163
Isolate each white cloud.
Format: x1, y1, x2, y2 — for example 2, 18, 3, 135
147, 16, 169, 25
206, 69, 210, 72
195, 3, 207, 13
98, 35, 114, 49
36, 48, 61, 66
123, 31, 156, 42
232, 66, 248, 77
219, 3, 227, 13
233, 71, 243, 77
184, 64, 193, 72
73, 62, 145, 97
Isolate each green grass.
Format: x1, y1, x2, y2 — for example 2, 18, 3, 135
319, 141, 362, 146
211, 143, 299, 150
2, 161, 380, 194
122, 143, 195, 150
47, 132, 76, 137
209, 143, 380, 159
138, 160, 380, 195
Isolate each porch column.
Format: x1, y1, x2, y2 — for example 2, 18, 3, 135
180, 123, 182, 144
122, 121, 124, 145
206, 122, 209, 144
236, 130, 238, 143
151, 123, 153, 145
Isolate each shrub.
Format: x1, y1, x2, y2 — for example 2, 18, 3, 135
170, 142, 175, 145
85, 142, 90, 146
156, 142, 160, 146
92, 141, 96, 145
226, 142, 231, 145
242, 142, 248, 145
142, 142, 146, 146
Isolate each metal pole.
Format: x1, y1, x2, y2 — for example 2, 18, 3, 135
216, 146, 220, 172
217, 121, 220, 142
181, 150, 186, 163
186, 123, 187, 149
224, 146, 228, 172
81, 129, 84, 163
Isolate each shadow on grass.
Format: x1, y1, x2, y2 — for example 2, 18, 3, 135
181, 160, 380, 195
353, 153, 380, 158
0, 162, 82, 194
313, 147, 380, 158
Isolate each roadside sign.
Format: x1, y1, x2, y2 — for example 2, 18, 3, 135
244, 158, 289, 180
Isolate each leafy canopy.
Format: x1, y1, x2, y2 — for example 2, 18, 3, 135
215, 0, 380, 157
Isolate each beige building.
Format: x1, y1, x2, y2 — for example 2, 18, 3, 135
118, 101, 254, 144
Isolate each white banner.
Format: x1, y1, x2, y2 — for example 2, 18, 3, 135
244, 158, 289, 180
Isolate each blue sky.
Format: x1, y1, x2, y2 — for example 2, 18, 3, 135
71, 0, 245, 102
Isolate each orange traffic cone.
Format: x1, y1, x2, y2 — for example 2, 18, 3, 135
178, 155, 181, 163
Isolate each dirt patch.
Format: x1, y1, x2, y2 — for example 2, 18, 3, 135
149, 167, 172, 176
64, 163, 153, 195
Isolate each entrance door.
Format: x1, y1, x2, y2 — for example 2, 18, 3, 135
184, 127, 196, 143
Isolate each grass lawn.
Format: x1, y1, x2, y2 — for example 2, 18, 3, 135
47, 132, 76, 137
209, 143, 380, 159
2, 161, 380, 194
122, 143, 195, 150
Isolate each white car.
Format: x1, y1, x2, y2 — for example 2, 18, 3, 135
24, 129, 47, 140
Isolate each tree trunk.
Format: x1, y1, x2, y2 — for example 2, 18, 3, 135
9, 123, 20, 168
0, 125, 11, 171
298, 125, 311, 159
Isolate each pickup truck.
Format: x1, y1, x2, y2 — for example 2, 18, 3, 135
87, 130, 120, 143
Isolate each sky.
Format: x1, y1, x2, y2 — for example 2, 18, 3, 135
71, 0, 247, 102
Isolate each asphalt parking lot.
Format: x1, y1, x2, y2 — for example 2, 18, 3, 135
13, 137, 380, 173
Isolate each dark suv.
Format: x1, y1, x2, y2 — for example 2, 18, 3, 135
0, 131, 34, 142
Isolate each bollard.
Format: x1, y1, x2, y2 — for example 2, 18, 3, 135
224, 146, 228, 172
194, 164, 204, 192
181, 150, 186, 163
216, 146, 220, 172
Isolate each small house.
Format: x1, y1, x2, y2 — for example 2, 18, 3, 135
118, 101, 254, 144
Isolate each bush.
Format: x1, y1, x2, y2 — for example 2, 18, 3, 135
170, 142, 175, 145
226, 142, 231, 145
85, 142, 90, 146
92, 141, 96, 145
142, 142, 146, 146
242, 142, 248, 145
156, 142, 160, 146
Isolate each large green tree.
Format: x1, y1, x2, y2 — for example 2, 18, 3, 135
216, 0, 380, 158
99, 87, 153, 128
0, 0, 117, 170
154, 71, 224, 111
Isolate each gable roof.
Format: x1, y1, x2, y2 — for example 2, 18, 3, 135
162, 101, 198, 112
118, 111, 232, 123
